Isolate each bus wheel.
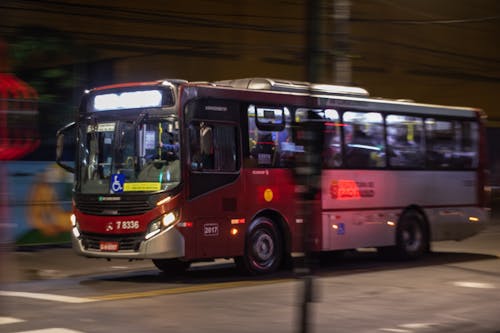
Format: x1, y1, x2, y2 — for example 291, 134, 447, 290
236, 217, 282, 275
395, 210, 428, 259
152, 258, 190, 274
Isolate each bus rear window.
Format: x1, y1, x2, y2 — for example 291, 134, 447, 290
425, 119, 478, 169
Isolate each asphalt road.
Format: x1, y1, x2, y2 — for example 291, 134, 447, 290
1, 224, 499, 333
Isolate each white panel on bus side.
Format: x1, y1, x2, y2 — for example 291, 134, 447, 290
320, 169, 483, 248
320, 170, 478, 211
425, 206, 488, 241
322, 210, 397, 251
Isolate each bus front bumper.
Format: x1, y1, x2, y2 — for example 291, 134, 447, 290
71, 227, 185, 260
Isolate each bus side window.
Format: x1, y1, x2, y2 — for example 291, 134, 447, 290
323, 110, 342, 168
189, 122, 238, 172
386, 115, 425, 169
214, 125, 238, 171
200, 122, 214, 169
247, 104, 294, 168
425, 119, 479, 170
457, 121, 478, 169
189, 124, 203, 170
425, 119, 455, 169
343, 111, 385, 168
251, 132, 274, 167
247, 105, 274, 168
275, 127, 294, 167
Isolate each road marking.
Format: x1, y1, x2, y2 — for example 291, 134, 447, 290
452, 281, 496, 289
91, 278, 292, 302
0, 291, 97, 303
0, 316, 25, 325
16, 329, 84, 333
379, 322, 437, 332
0, 279, 291, 304
399, 323, 435, 329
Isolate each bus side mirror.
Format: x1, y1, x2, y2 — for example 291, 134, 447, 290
56, 122, 76, 173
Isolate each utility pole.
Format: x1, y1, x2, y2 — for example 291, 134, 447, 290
333, 0, 351, 85
295, 2, 325, 333
306, 0, 321, 83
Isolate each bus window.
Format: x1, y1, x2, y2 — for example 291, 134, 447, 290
247, 105, 293, 168
254, 105, 285, 131
200, 122, 214, 169
323, 109, 342, 168
458, 121, 479, 168
386, 115, 425, 168
426, 119, 478, 169
190, 122, 238, 172
295, 108, 342, 168
254, 132, 274, 166
275, 124, 294, 167
343, 111, 385, 168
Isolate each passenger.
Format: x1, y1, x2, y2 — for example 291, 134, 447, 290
200, 122, 214, 169
345, 125, 373, 167
159, 132, 179, 161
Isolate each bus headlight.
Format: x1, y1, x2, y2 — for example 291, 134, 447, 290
70, 214, 81, 238
162, 212, 177, 228
146, 220, 162, 239
70, 214, 77, 227
146, 211, 179, 240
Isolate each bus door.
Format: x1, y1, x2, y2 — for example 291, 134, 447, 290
186, 120, 242, 259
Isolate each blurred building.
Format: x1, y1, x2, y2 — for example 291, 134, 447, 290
0, 1, 499, 245
0, 0, 499, 180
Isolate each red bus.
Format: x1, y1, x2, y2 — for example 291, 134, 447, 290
56, 77, 489, 274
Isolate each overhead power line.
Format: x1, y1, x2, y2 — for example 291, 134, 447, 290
352, 15, 500, 25
0, 1, 302, 34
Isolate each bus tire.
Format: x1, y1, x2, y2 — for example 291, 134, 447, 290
152, 258, 190, 274
235, 217, 282, 275
395, 210, 428, 260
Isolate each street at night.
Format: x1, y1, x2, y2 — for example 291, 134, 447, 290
1, 1, 500, 333
1, 223, 499, 333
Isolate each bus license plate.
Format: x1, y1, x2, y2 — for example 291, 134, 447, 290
100, 241, 119, 252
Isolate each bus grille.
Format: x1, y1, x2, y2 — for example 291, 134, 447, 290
81, 233, 144, 251
76, 196, 153, 216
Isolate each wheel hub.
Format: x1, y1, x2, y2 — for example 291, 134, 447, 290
253, 232, 274, 261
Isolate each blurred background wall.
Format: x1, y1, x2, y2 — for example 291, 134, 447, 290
0, 0, 499, 244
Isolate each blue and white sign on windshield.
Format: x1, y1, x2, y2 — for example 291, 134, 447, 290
110, 173, 125, 193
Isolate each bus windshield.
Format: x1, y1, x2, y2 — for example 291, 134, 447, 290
79, 117, 181, 194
